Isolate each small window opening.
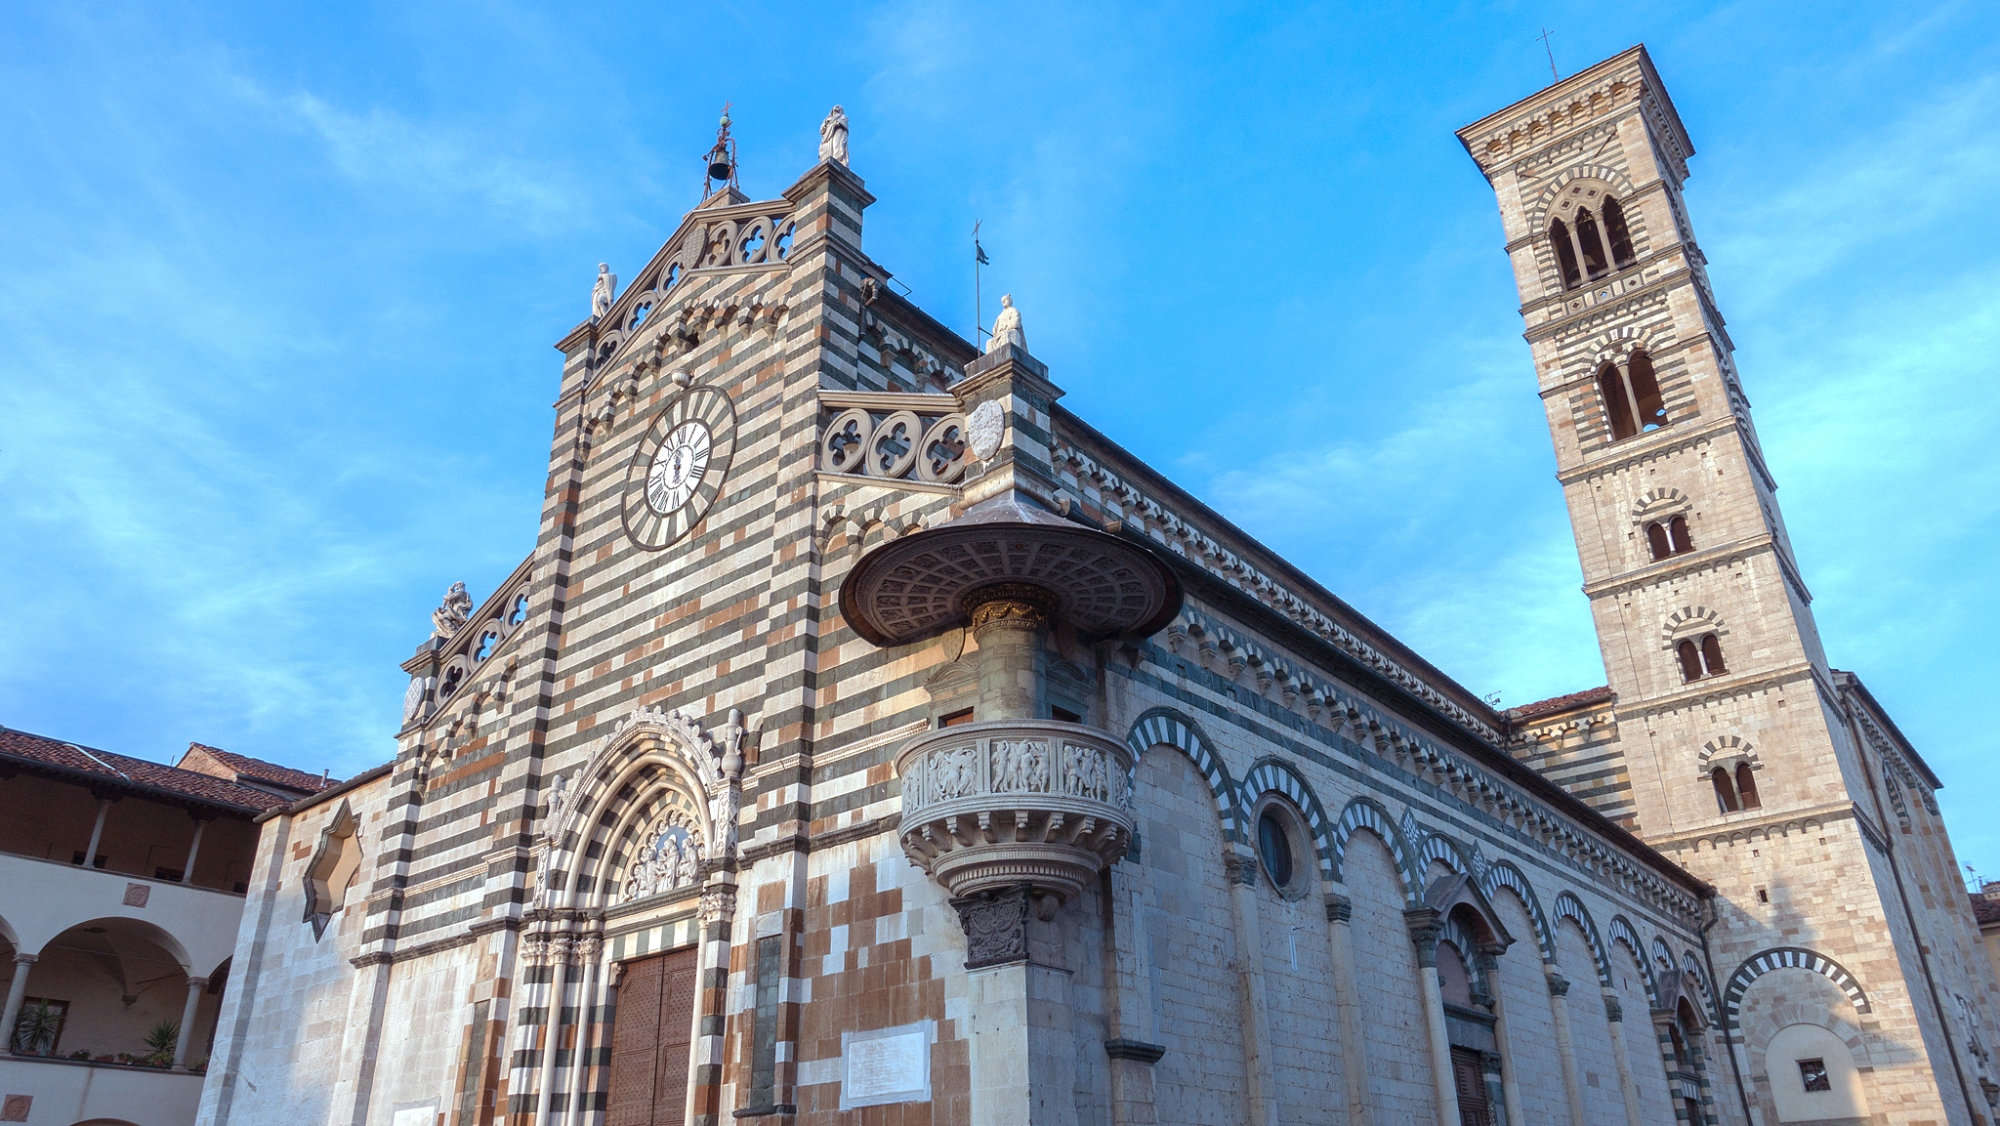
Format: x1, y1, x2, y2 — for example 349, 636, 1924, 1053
1550, 219, 1582, 290
1646, 522, 1673, 561
1755, 886, 1769, 903
938, 707, 975, 728
1736, 763, 1761, 809
1598, 350, 1669, 442
1647, 515, 1696, 561
1602, 196, 1637, 267
1256, 811, 1294, 888
1575, 208, 1611, 279
1680, 633, 1726, 682
1798, 1058, 1831, 1092
1599, 363, 1639, 440
1700, 633, 1728, 676
1711, 767, 1740, 814
1678, 640, 1705, 683
1629, 351, 1668, 431
1051, 706, 1082, 723
1668, 515, 1694, 554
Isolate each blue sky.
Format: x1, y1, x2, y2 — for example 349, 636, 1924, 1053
2, 3, 1995, 874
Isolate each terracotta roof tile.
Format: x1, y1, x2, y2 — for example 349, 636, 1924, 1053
1506, 685, 1616, 723
1973, 894, 2000, 927
0, 726, 292, 814
185, 742, 332, 794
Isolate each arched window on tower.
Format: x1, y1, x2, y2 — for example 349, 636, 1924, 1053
1550, 218, 1582, 290
1550, 193, 1640, 292
1736, 763, 1762, 810
1602, 196, 1638, 267
1598, 349, 1670, 442
1678, 633, 1728, 682
1575, 207, 1611, 279
1711, 767, 1740, 813
1646, 515, 1697, 561
1647, 521, 1673, 561
1701, 633, 1728, 676
1668, 514, 1694, 553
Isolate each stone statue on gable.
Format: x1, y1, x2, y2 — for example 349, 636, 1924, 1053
431, 582, 473, 640
591, 263, 617, 319
818, 105, 850, 165
984, 294, 1024, 355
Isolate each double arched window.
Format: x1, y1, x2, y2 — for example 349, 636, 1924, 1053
1710, 763, 1762, 814
1646, 515, 1695, 561
1550, 192, 1638, 290
1677, 634, 1728, 683
1597, 349, 1668, 441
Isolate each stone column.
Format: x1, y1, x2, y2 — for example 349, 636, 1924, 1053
690, 883, 736, 1126
969, 588, 1050, 721
564, 934, 602, 1126
1544, 971, 1587, 1126
1602, 994, 1645, 1126
182, 817, 208, 884
1322, 894, 1373, 1126
535, 933, 574, 1126
173, 977, 208, 1067
82, 795, 113, 867
1222, 850, 1279, 1126
1404, 910, 1461, 1126
1, 953, 37, 1051
1477, 952, 1526, 1126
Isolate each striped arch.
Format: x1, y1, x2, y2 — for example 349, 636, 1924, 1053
1530, 164, 1643, 228
543, 707, 727, 909
1240, 758, 1334, 881
1550, 891, 1615, 988
1652, 937, 1678, 984
1478, 861, 1555, 962
1327, 796, 1416, 902
1683, 952, 1720, 1023
1414, 832, 1469, 879
1127, 708, 1245, 843
1723, 947, 1872, 1031
1439, 914, 1492, 996
1606, 915, 1658, 1005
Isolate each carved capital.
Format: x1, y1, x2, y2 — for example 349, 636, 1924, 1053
1546, 972, 1572, 998
699, 885, 737, 926
951, 886, 1031, 969
1324, 893, 1353, 924
1604, 995, 1624, 1023
965, 585, 1056, 630
1223, 852, 1260, 887
1103, 1038, 1167, 1063
1403, 907, 1442, 967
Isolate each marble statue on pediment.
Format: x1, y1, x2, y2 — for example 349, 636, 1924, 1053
984, 294, 1024, 355
819, 105, 850, 165
431, 582, 473, 640
591, 263, 616, 319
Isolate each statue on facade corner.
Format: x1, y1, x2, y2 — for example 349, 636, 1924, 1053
431, 582, 473, 640
591, 263, 617, 319
984, 293, 1024, 354
818, 105, 849, 165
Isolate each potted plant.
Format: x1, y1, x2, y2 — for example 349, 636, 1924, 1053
10, 1000, 60, 1055
142, 1021, 178, 1067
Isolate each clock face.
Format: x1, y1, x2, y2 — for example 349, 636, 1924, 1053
622, 386, 737, 550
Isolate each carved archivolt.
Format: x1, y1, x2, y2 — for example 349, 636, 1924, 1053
534, 706, 747, 910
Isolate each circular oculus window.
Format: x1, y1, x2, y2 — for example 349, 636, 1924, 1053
1257, 809, 1295, 889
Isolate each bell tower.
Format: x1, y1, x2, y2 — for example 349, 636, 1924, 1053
1460, 46, 1995, 1123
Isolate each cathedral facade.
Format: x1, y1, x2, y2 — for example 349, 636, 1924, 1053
196, 47, 1998, 1126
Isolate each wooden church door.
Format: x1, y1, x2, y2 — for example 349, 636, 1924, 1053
607, 947, 698, 1126
1450, 1046, 1493, 1126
